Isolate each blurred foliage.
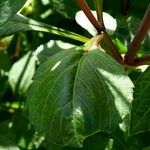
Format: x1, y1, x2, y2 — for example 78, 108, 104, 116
0, 0, 150, 149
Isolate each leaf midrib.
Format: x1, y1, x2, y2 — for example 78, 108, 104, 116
72, 55, 84, 147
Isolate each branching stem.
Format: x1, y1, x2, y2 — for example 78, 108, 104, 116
76, 0, 123, 64
100, 32, 123, 63
76, 0, 104, 33
125, 4, 150, 65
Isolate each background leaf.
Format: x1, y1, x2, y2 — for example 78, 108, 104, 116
8, 51, 36, 97
51, 0, 93, 19
0, 51, 11, 71
0, 51, 11, 97
0, 119, 19, 150
131, 66, 150, 134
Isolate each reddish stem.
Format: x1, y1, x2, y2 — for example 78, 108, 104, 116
100, 32, 123, 63
76, 0, 123, 64
76, 0, 104, 33
124, 4, 150, 65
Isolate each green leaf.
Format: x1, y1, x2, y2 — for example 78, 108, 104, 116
0, 14, 88, 43
27, 46, 133, 147
0, 120, 19, 150
143, 146, 150, 150
0, 135, 20, 150
131, 67, 150, 134
82, 134, 113, 150
0, 111, 39, 149
113, 39, 127, 54
0, 75, 8, 97
111, 127, 130, 150
36, 40, 76, 64
12, 111, 34, 147
8, 51, 36, 97
93, 0, 103, 24
0, 51, 11, 71
0, 0, 26, 27
64, 133, 113, 150
0, 51, 11, 97
43, 142, 63, 150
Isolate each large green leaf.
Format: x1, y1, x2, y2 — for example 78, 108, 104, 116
0, 14, 88, 43
0, 0, 26, 27
0, 14, 65, 38
27, 46, 133, 147
131, 66, 150, 134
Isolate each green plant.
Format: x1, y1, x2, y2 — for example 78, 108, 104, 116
0, 0, 150, 149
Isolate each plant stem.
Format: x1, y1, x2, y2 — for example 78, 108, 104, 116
31, 23, 89, 43
133, 55, 150, 66
100, 32, 123, 63
76, 0, 123, 64
45, 26, 89, 43
0, 14, 89, 43
93, 0, 104, 26
76, 0, 104, 33
124, 4, 150, 65
24, 16, 90, 43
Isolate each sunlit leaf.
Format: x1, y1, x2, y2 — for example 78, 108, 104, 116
27, 44, 133, 147
8, 51, 36, 96
0, 14, 88, 43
